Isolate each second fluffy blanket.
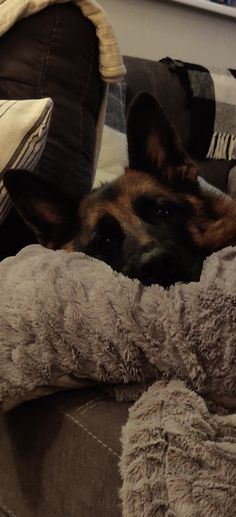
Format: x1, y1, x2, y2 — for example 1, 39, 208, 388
120, 379, 236, 517
0, 244, 235, 410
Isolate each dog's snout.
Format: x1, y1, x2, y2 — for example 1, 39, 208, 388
139, 247, 177, 287
141, 241, 157, 254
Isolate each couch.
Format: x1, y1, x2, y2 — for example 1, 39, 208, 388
0, 4, 235, 517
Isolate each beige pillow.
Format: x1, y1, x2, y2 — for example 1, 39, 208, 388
0, 97, 53, 223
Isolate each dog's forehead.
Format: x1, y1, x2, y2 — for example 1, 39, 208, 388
80, 170, 177, 217
77, 170, 179, 246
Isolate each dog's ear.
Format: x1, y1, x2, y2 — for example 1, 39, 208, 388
3, 170, 79, 247
127, 92, 197, 184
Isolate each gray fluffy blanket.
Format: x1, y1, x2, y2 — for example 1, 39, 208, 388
0, 244, 236, 515
120, 379, 236, 517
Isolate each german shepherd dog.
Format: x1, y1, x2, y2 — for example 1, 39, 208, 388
3, 93, 236, 288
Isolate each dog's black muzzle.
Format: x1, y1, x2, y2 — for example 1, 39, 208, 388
124, 242, 204, 288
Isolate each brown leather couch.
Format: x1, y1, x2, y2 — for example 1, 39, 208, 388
0, 5, 235, 517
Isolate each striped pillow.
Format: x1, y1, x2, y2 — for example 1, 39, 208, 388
0, 97, 53, 224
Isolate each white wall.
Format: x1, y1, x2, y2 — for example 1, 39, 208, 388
99, 0, 236, 68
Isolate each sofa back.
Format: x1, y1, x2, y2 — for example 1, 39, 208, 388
124, 55, 236, 196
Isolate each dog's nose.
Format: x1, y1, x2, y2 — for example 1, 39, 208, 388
139, 248, 177, 287
141, 241, 157, 254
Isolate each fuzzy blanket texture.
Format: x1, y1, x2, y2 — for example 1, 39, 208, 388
120, 379, 236, 517
0, 244, 236, 515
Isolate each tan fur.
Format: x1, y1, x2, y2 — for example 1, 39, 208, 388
147, 133, 166, 168
77, 170, 179, 248
185, 192, 236, 250
64, 168, 236, 254
34, 201, 64, 224
63, 241, 75, 252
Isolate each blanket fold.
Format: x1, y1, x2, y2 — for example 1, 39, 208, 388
120, 379, 236, 517
0, 242, 235, 515
0, 243, 235, 410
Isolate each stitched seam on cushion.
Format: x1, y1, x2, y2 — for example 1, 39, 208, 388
61, 410, 119, 458
0, 501, 17, 517
78, 35, 96, 168
75, 397, 103, 415
38, 7, 60, 98
80, 401, 103, 415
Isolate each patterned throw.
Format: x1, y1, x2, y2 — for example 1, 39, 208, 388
0, 98, 53, 224
161, 58, 236, 161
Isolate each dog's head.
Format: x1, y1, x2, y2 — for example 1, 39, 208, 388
4, 93, 236, 287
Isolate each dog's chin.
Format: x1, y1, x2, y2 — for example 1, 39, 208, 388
139, 271, 201, 289
122, 262, 203, 289
119, 243, 205, 289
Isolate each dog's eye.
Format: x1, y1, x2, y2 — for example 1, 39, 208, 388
134, 196, 175, 223
100, 235, 113, 246
95, 214, 124, 251
156, 207, 170, 217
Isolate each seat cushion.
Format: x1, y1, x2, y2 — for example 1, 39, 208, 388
0, 388, 130, 517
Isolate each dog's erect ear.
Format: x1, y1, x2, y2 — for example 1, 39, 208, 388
3, 170, 79, 247
127, 92, 197, 184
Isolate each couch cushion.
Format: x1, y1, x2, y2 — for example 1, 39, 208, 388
0, 388, 130, 517
0, 3, 103, 259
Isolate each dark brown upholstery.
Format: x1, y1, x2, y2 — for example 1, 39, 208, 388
0, 388, 129, 517
0, 3, 103, 260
